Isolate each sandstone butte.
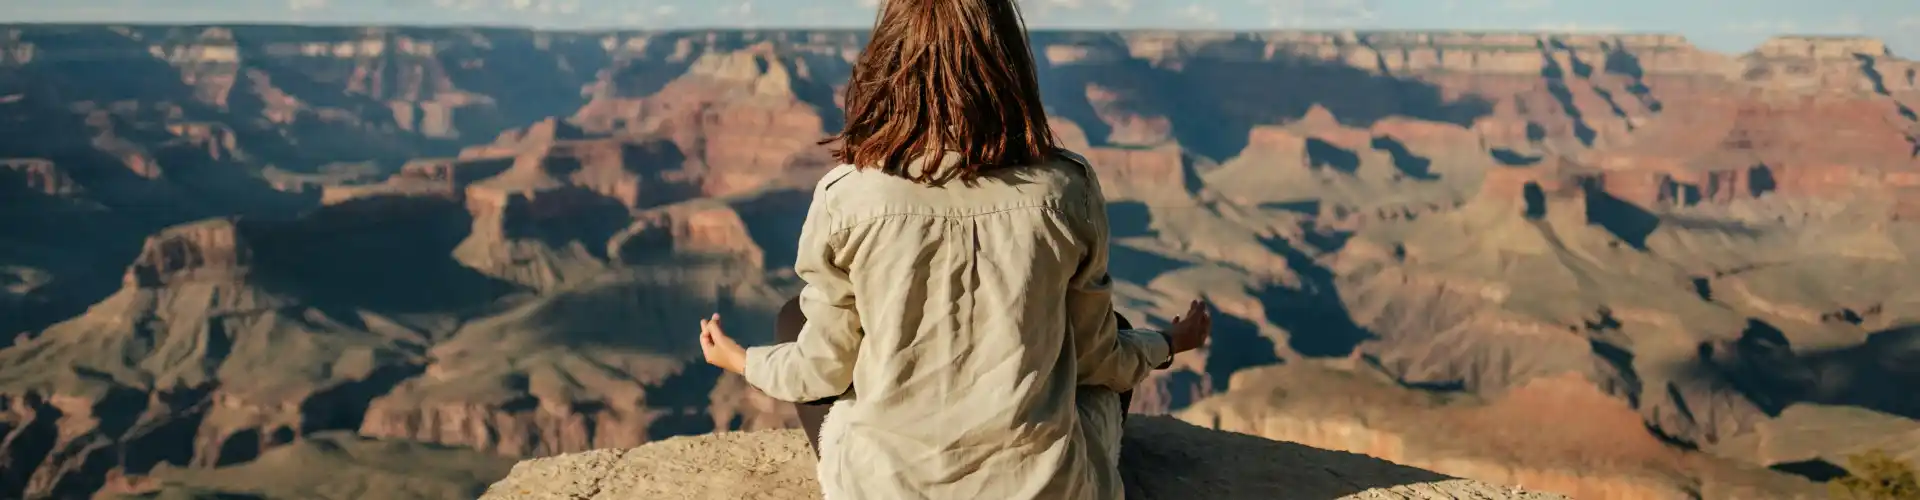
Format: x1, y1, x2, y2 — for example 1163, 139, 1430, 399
0, 25, 1916, 500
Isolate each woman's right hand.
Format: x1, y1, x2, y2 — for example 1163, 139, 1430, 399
700, 313, 748, 376
1168, 299, 1212, 354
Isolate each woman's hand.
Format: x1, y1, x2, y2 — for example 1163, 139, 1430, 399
1168, 299, 1212, 355
700, 313, 748, 375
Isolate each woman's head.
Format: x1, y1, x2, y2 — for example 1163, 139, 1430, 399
823, 0, 1059, 183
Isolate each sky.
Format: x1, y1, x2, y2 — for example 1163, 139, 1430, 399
6, 0, 1919, 57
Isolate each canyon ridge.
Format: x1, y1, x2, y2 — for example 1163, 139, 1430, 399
1, 25, 1917, 499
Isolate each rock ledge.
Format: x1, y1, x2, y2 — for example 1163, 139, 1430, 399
479, 416, 1568, 500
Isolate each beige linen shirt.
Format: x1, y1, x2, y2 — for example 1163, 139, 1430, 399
743, 151, 1172, 500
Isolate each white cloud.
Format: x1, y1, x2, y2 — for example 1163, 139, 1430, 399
1899, 17, 1920, 28
858, 0, 1127, 19
1721, 19, 1799, 34
413, 0, 593, 15
429, 0, 488, 10
497, 0, 581, 14
1727, 13, 1867, 36
1822, 13, 1864, 34
1725, 15, 1868, 36
1251, 0, 1377, 29
655, 4, 679, 16
719, 1, 754, 17
1019, 0, 1136, 17
800, 6, 830, 23
1531, 22, 1623, 33
1178, 3, 1219, 25
286, 0, 327, 11
1503, 0, 1550, 12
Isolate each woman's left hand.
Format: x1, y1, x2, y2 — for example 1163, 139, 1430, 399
700, 313, 749, 375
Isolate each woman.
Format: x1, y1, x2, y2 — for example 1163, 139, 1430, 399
696, 0, 1212, 498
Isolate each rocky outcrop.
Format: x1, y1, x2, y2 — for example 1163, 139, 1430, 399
350, 260, 790, 458
478, 416, 1568, 500
612, 202, 766, 267
144, 26, 551, 140
0, 159, 81, 197
97, 431, 514, 500
1051, 117, 1192, 203
573, 41, 841, 198
1178, 365, 1824, 499
0, 216, 437, 498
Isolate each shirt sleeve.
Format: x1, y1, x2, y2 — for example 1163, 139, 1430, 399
1064, 154, 1173, 391
743, 177, 863, 404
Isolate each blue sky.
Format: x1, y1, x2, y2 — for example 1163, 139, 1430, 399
7, 0, 1918, 57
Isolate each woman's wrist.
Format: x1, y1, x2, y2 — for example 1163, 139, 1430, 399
1154, 331, 1175, 369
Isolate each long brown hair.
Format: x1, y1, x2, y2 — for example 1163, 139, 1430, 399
822, 0, 1060, 184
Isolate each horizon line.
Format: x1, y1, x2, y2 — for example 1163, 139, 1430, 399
2, 22, 1900, 57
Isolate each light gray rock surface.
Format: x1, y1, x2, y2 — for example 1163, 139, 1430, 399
480, 416, 1569, 500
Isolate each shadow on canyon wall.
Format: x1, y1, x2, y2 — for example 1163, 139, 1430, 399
1708, 321, 1920, 421
1035, 35, 1497, 162
248, 195, 521, 314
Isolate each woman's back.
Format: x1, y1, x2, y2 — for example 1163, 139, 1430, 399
744, 152, 1168, 499
809, 153, 1093, 446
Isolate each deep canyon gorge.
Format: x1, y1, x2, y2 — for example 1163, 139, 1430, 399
1, 25, 1918, 499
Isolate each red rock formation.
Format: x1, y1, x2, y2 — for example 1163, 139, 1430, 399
334, 117, 704, 213
574, 42, 838, 198
1477, 157, 1594, 203
164, 122, 242, 161
1180, 368, 1821, 499
152, 27, 503, 139
613, 204, 765, 268
151, 28, 243, 107
1583, 89, 1917, 209
1084, 81, 1175, 146
0, 208, 471, 498
1894, 191, 1920, 221
122, 218, 252, 287
0, 158, 80, 196
1050, 117, 1188, 201
1370, 117, 1483, 153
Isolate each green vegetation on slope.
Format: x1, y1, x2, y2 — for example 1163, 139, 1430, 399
1831, 450, 1920, 500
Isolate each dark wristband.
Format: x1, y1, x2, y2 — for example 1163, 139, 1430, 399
1154, 331, 1175, 370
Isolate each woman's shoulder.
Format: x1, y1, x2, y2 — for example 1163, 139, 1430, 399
810, 155, 1097, 217
1035, 150, 1103, 199
1054, 149, 1094, 172
811, 164, 863, 194
1034, 149, 1099, 187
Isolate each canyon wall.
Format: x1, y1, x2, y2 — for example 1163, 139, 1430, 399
2, 25, 1916, 499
